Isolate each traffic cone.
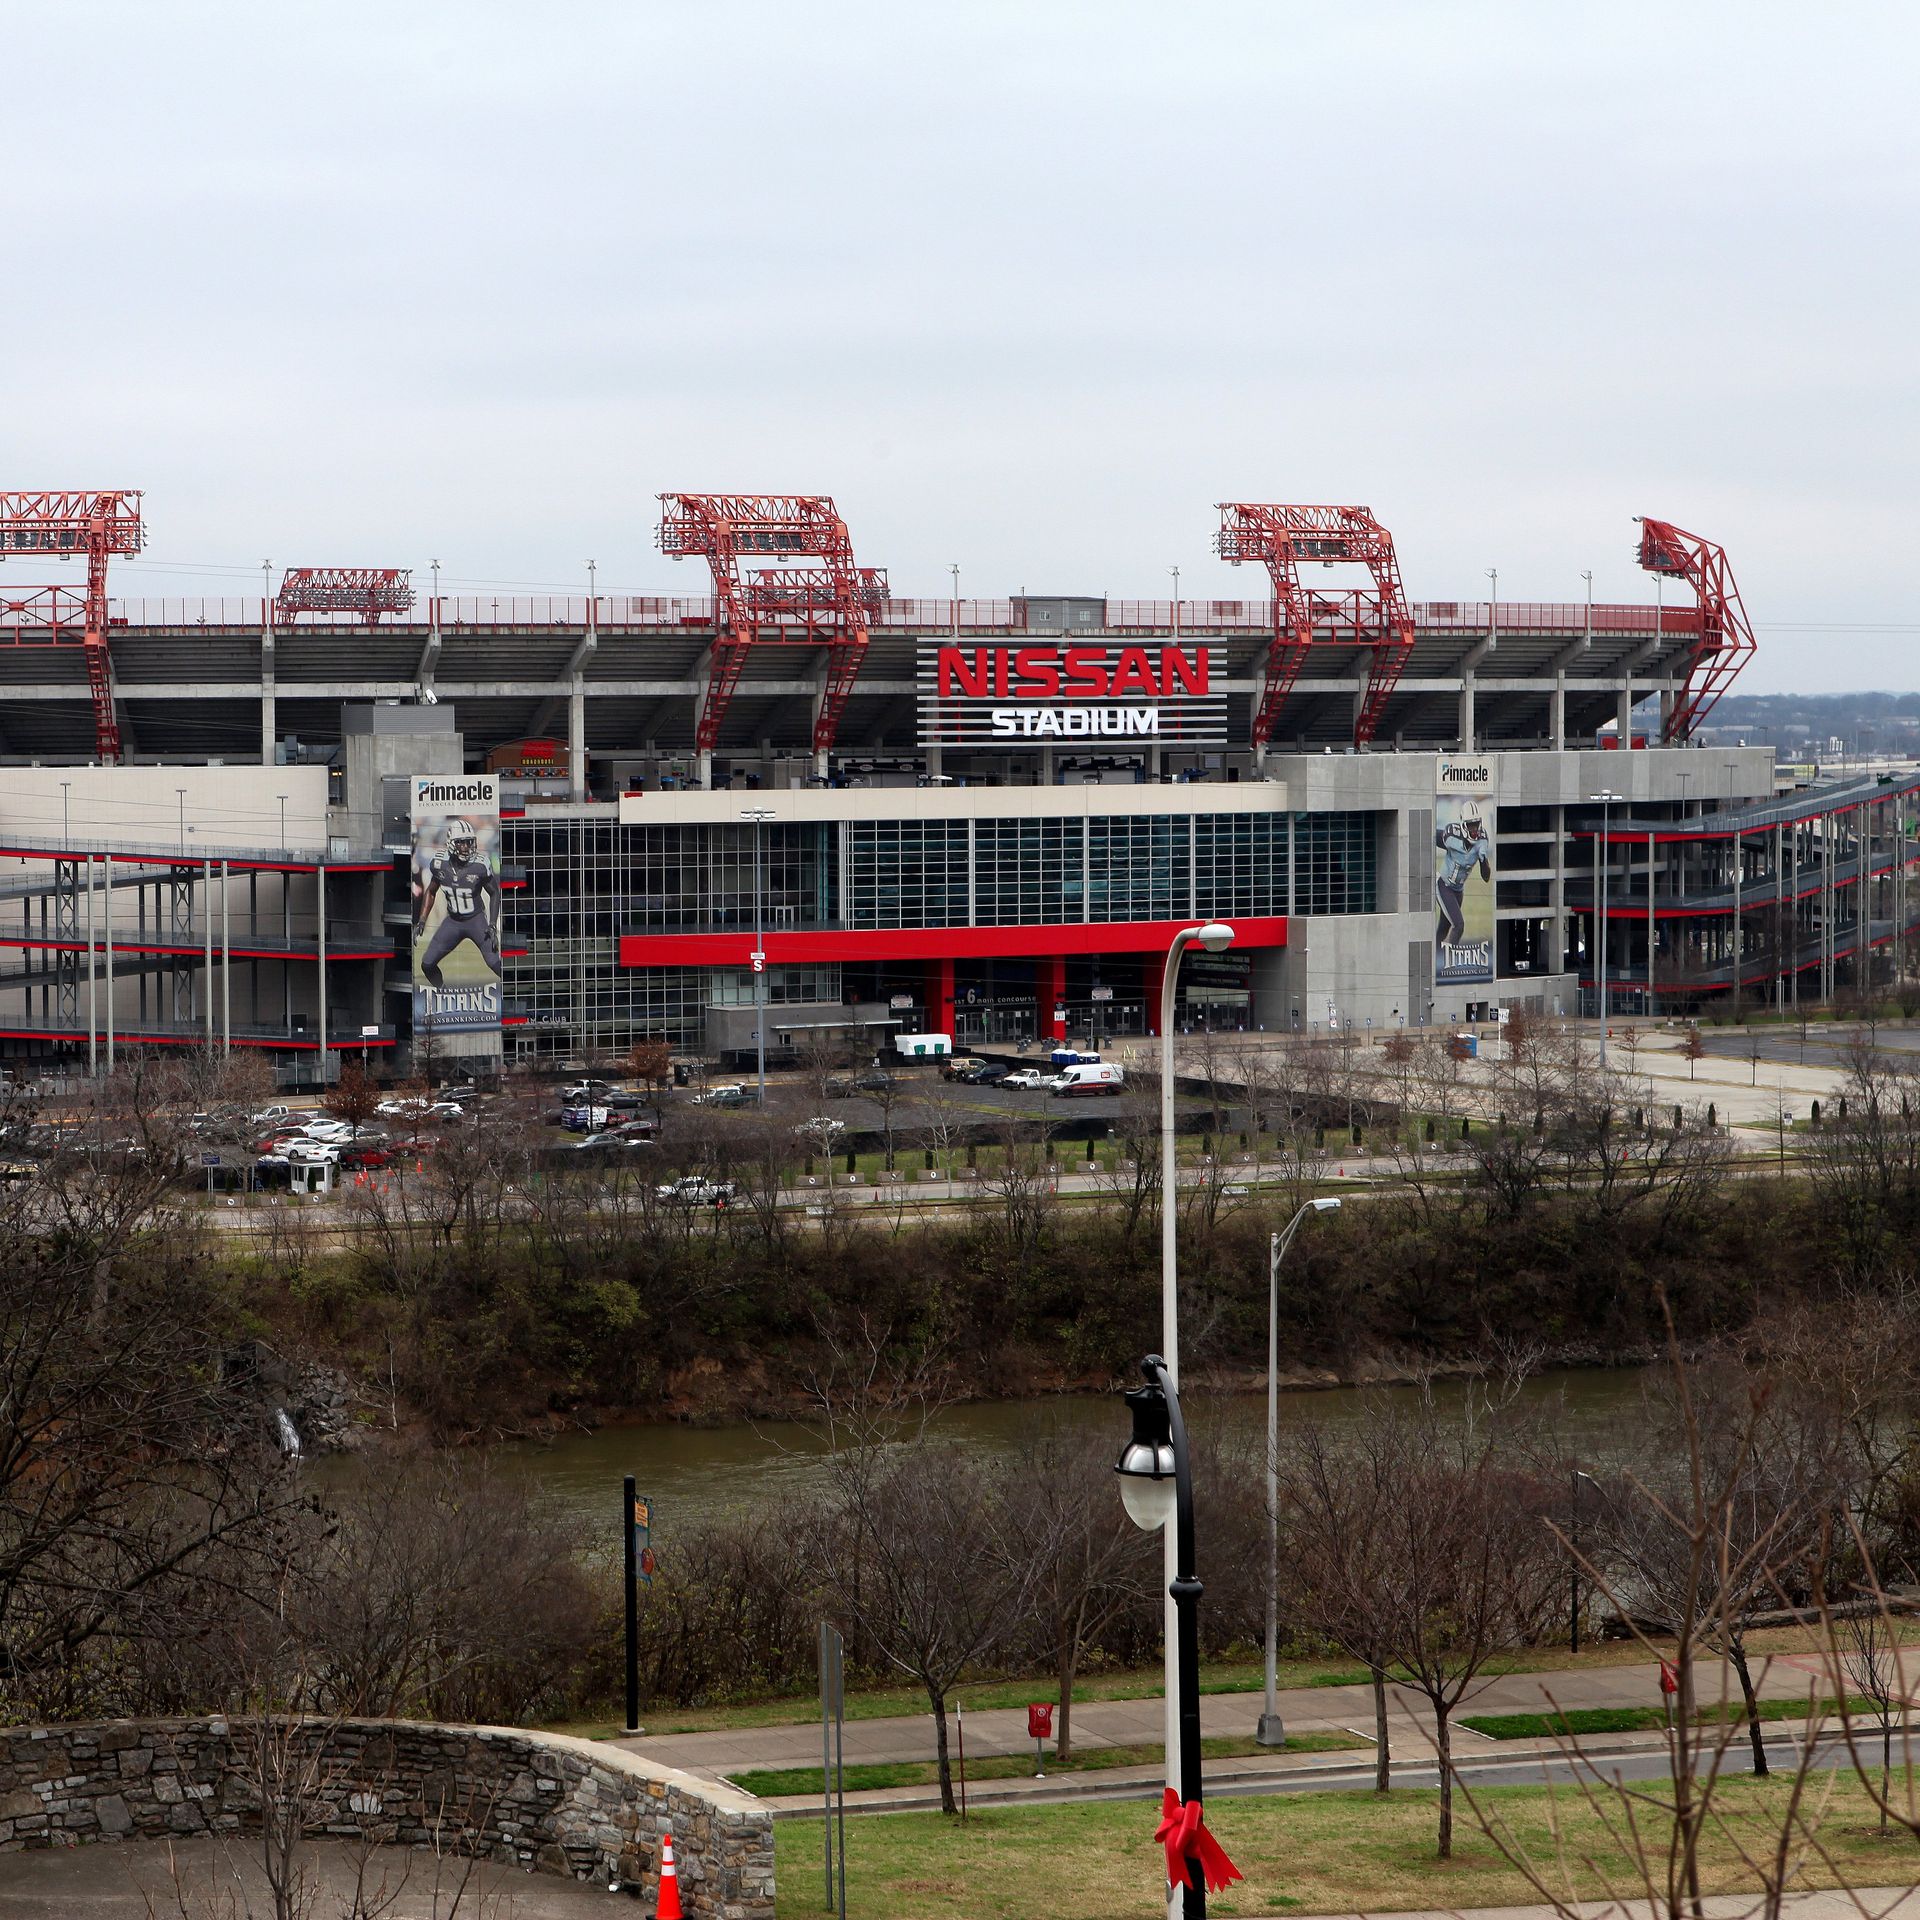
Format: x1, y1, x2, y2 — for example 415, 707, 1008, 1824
655, 1831, 683, 1920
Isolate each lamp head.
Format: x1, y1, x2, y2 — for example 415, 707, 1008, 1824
1196, 921, 1235, 954
1311, 1196, 1341, 1213
1115, 1374, 1176, 1533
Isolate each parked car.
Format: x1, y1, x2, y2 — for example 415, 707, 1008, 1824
422, 1101, 468, 1122
793, 1116, 847, 1145
561, 1079, 618, 1103
571, 1130, 656, 1154
298, 1119, 357, 1144
1002, 1068, 1050, 1090
283, 1140, 340, 1164
376, 1097, 430, 1119
563, 1103, 650, 1132
338, 1144, 392, 1170
941, 1056, 990, 1081
655, 1176, 737, 1206
952, 1061, 1006, 1085
250, 1104, 294, 1127
691, 1084, 753, 1108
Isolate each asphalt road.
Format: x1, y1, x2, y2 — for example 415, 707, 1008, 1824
1702, 1026, 1920, 1069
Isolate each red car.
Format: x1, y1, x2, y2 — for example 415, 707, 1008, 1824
339, 1144, 392, 1171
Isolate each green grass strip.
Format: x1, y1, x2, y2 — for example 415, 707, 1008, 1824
1460, 1694, 1882, 1740
730, 1729, 1361, 1799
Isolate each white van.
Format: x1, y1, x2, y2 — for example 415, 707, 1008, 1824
1048, 1062, 1125, 1097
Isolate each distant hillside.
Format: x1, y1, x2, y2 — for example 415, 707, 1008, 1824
1692, 690, 1920, 753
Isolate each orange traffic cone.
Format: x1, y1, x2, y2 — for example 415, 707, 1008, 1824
655, 1831, 683, 1920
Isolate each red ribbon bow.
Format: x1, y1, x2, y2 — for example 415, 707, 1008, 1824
1154, 1788, 1243, 1894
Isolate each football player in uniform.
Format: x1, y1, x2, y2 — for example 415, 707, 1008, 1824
1435, 801, 1491, 953
414, 819, 502, 987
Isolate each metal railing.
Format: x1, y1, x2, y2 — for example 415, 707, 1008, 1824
18, 595, 1707, 641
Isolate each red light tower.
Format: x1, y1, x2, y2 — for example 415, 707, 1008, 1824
0, 490, 144, 761
1634, 518, 1756, 740
1215, 503, 1414, 747
658, 494, 882, 755
275, 566, 415, 624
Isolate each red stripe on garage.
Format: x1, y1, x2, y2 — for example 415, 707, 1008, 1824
619, 916, 1288, 968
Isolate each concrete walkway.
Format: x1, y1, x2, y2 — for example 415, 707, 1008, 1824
616, 1651, 1843, 1787
0, 1833, 615, 1917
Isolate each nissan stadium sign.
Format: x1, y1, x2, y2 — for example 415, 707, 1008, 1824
917, 642, 1228, 747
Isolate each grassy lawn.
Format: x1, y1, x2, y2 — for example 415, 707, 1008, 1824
731, 1730, 1362, 1799
1460, 1694, 1888, 1741
773, 1774, 1920, 1919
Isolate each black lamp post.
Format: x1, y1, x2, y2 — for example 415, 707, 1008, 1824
1116, 1352, 1226, 1917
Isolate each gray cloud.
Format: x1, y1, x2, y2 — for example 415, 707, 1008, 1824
3, 0, 1914, 689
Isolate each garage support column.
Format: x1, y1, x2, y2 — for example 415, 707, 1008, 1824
1142, 951, 1168, 1036
1037, 953, 1068, 1041
1458, 677, 1476, 753
925, 955, 956, 1040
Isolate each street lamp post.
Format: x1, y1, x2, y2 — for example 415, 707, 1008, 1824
176, 788, 187, 855
1116, 1355, 1241, 1919
1258, 1197, 1341, 1746
60, 780, 70, 845
949, 563, 960, 638
1169, 566, 1181, 640
1569, 1468, 1600, 1652
1590, 792, 1622, 1066
1157, 921, 1233, 1810
742, 808, 775, 1108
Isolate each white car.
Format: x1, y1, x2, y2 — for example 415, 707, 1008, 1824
1002, 1068, 1050, 1090
283, 1140, 340, 1165
376, 1097, 430, 1118
793, 1115, 847, 1143
250, 1104, 294, 1127
299, 1120, 357, 1143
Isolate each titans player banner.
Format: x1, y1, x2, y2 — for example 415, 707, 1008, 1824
410, 774, 504, 1033
1434, 757, 1495, 986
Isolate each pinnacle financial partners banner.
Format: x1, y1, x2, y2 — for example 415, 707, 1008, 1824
410, 773, 504, 1033
1434, 756, 1495, 985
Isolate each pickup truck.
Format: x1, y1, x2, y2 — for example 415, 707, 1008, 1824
655, 1176, 738, 1207
1002, 1068, 1050, 1090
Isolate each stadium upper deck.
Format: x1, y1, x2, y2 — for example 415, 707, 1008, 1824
0, 593, 1703, 769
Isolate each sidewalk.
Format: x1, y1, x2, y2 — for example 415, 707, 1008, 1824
613, 1651, 1837, 1790
1288, 1893, 1920, 1920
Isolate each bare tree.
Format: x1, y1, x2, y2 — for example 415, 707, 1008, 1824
1091, 1083, 1160, 1246
321, 1059, 381, 1142
816, 1442, 1030, 1814
1277, 1416, 1406, 1794
1367, 1407, 1565, 1855
989, 1419, 1154, 1759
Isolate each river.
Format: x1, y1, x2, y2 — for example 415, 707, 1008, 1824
331, 1366, 1649, 1553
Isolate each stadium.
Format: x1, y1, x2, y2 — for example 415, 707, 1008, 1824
0, 490, 1912, 1081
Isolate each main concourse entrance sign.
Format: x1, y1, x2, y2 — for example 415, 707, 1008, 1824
917, 642, 1228, 746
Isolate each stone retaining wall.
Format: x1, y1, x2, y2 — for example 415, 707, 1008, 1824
0, 1716, 772, 1916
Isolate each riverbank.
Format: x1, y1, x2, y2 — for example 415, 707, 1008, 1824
253, 1144, 1795, 1442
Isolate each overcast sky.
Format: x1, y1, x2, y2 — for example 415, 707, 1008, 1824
6, 2, 1915, 691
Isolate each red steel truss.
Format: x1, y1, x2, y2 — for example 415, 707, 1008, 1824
275, 566, 414, 624
657, 494, 882, 752
1634, 518, 1757, 741
1215, 503, 1414, 746
0, 490, 144, 761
